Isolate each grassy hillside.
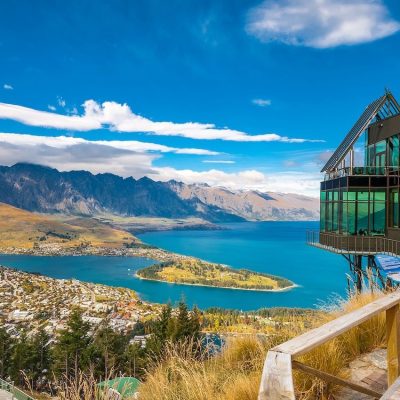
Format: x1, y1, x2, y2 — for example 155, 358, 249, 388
0, 202, 136, 249
137, 259, 294, 291
138, 291, 387, 400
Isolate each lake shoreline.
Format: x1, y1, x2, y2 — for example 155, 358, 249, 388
135, 273, 298, 293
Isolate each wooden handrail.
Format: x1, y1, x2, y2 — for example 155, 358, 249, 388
258, 291, 400, 400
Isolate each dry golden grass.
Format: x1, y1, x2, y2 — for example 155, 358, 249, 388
138, 290, 389, 400
0, 202, 135, 249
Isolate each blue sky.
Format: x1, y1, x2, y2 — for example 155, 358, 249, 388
0, 0, 399, 196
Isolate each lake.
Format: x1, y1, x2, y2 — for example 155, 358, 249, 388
0, 221, 349, 310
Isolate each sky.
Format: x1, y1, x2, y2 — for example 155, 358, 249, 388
0, 0, 400, 197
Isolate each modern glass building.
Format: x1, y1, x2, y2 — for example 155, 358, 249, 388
309, 91, 400, 289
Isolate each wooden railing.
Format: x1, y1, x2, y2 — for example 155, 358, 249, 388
258, 291, 400, 400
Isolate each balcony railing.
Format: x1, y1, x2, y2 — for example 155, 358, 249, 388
0, 378, 35, 400
324, 166, 400, 181
307, 231, 400, 256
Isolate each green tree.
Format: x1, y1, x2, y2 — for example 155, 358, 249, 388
0, 327, 14, 378
9, 332, 33, 387
30, 328, 52, 389
52, 309, 91, 379
93, 325, 128, 378
173, 301, 192, 342
125, 343, 147, 378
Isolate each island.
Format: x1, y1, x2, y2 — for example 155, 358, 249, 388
136, 259, 295, 292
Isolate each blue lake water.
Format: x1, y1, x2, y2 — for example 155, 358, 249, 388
0, 221, 349, 310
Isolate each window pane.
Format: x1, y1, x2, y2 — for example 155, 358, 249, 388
320, 202, 326, 231
375, 140, 386, 154
333, 191, 339, 201
340, 202, 347, 234
373, 191, 386, 202
371, 201, 385, 235
357, 202, 369, 234
347, 191, 356, 201
320, 191, 326, 201
391, 190, 399, 228
325, 202, 331, 231
357, 191, 369, 201
348, 202, 356, 235
390, 135, 399, 169
332, 202, 339, 232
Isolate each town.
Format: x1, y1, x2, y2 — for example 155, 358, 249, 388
0, 266, 159, 345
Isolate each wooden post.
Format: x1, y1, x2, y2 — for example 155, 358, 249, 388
258, 351, 295, 400
386, 304, 400, 386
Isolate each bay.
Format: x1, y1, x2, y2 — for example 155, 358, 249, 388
0, 221, 349, 310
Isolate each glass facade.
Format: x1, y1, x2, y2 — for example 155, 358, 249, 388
366, 134, 400, 171
320, 189, 386, 236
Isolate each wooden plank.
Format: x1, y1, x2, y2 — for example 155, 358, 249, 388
387, 304, 400, 386
292, 361, 382, 399
381, 376, 400, 399
258, 351, 295, 400
273, 291, 400, 357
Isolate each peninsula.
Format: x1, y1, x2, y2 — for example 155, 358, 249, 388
0, 202, 295, 292
136, 259, 294, 292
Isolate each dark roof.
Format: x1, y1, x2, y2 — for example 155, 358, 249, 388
321, 91, 400, 172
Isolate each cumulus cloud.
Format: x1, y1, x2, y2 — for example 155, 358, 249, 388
0, 100, 322, 143
0, 132, 320, 195
48, 105, 56, 111
149, 167, 320, 197
3, 84, 13, 90
246, 0, 400, 48
252, 98, 271, 107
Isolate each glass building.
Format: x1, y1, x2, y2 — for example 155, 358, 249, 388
310, 91, 400, 290
319, 91, 400, 246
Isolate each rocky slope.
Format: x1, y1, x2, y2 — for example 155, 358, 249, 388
0, 163, 319, 222
166, 181, 319, 221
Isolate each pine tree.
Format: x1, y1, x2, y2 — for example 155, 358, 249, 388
0, 327, 14, 378
125, 342, 146, 378
155, 303, 172, 342
190, 306, 201, 340
173, 300, 192, 342
52, 309, 91, 379
9, 332, 33, 387
93, 325, 128, 378
30, 328, 52, 389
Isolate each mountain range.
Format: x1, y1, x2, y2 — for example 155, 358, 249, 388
0, 163, 319, 222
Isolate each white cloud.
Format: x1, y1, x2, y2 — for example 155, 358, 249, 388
0, 100, 322, 143
246, 0, 400, 48
202, 160, 236, 164
3, 84, 13, 90
57, 96, 66, 108
252, 98, 271, 107
48, 105, 56, 111
0, 132, 320, 195
149, 167, 320, 197
0, 133, 219, 156
0, 103, 101, 130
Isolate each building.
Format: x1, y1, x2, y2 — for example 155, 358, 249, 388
308, 90, 400, 289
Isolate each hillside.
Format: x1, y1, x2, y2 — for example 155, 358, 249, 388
0, 202, 136, 249
166, 181, 319, 221
0, 163, 241, 222
0, 163, 319, 223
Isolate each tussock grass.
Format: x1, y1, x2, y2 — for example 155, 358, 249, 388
139, 290, 390, 400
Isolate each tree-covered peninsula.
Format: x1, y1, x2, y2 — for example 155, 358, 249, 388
136, 259, 294, 291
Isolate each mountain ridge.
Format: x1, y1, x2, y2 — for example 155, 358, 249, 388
0, 163, 319, 222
